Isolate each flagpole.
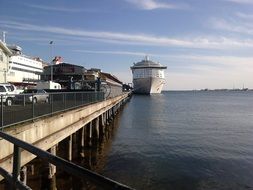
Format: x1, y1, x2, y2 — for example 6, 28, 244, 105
50, 41, 53, 81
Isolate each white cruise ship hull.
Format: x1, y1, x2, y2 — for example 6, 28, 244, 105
133, 77, 165, 94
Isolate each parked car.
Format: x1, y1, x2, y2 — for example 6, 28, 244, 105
16, 89, 49, 104
0, 83, 18, 106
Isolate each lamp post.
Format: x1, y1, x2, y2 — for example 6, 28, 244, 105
50, 41, 53, 81
3, 69, 6, 83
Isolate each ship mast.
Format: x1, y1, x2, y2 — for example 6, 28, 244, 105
2, 31, 7, 43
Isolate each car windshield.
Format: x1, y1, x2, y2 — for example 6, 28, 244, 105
6, 86, 14, 91
37, 89, 46, 93
23, 89, 37, 93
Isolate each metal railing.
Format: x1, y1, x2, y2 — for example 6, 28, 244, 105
0, 91, 105, 129
0, 131, 134, 190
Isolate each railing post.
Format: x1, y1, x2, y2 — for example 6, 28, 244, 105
64, 93, 66, 110
32, 94, 35, 121
101, 92, 104, 101
74, 92, 76, 106
1, 95, 3, 130
13, 145, 21, 189
81, 92, 83, 105
51, 94, 54, 115
23, 94, 25, 107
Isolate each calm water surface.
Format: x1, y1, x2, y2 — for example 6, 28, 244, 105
102, 91, 253, 190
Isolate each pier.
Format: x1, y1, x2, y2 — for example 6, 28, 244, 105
0, 91, 133, 189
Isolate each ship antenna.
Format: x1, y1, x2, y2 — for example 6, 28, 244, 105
2, 31, 7, 43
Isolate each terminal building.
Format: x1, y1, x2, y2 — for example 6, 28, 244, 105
1, 36, 123, 97
41, 62, 86, 89
41, 62, 123, 97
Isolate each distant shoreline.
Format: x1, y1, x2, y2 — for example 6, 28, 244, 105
163, 89, 253, 92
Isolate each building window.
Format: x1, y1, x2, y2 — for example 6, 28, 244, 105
0, 51, 3, 62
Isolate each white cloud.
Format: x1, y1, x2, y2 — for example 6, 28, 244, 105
236, 12, 253, 20
166, 68, 253, 90
124, 0, 186, 10
225, 0, 253, 4
164, 54, 253, 90
73, 50, 147, 56
210, 17, 253, 35
1, 20, 253, 49
173, 54, 253, 67
24, 4, 83, 12
73, 50, 253, 68
23, 3, 101, 13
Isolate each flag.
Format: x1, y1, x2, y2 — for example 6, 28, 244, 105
53, 56, 63, 64
49, 41, 53, 44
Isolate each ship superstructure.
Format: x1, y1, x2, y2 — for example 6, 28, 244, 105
7, 45, 44, 84
130, 56, 167, 94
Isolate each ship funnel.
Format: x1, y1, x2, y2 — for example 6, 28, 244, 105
145, 55, 150, 61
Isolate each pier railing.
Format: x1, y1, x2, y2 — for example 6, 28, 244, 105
0, 91, 105, 129
0, 131, 134, 190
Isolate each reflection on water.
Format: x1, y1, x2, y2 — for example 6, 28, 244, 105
101, 92, 253, 190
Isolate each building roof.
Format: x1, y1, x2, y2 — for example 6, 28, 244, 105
100, 72, 122, 85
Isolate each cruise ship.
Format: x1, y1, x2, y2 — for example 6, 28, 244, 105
130, 57, 167, 94
7, 44, 44, 85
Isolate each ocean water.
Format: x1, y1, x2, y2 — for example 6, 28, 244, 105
101, 91, 253, 190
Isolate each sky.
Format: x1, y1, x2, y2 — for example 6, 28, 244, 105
0, 0, 253, 90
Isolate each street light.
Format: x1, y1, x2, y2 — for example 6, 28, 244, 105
3, 69, 6, 83
49, 41, 53, 81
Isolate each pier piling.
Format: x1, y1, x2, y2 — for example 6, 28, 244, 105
48, 146, 57, 178
88, 122, 92, 147
67, 135, 73, 161
94, 118, 99, 139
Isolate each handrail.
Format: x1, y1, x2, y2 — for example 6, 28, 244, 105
0, 91, 126, 129
0, 91, 105, 129
0, 167, 31, 190
0, 131, 134, 190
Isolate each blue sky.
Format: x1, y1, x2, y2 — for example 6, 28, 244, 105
0, 0, 253, 90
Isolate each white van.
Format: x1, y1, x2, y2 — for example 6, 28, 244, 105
0, 83, 18, 106
36, 81, 61, 90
